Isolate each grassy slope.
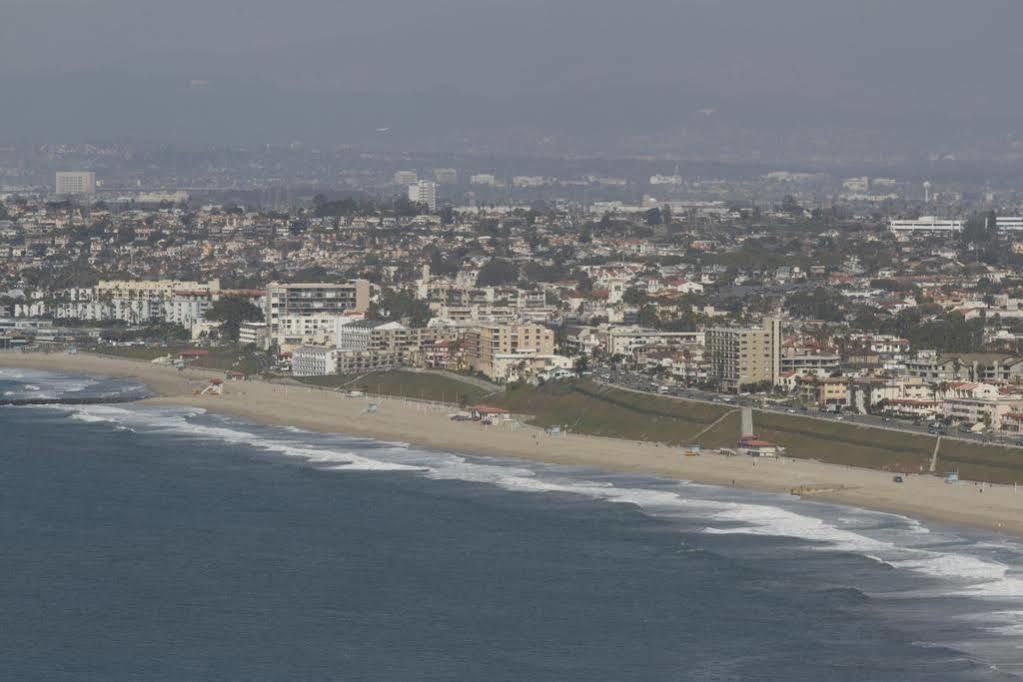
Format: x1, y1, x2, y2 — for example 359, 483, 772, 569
495, 381, 1023, 484
298, 370, 494, 405
90, 345, 269, 375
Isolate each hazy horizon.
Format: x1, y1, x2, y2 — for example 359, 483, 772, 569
3, 1, 1021, 160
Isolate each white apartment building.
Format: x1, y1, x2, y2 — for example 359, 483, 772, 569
238, 322, 269, 349
265, 281, 371, 337
292, 346, 340, 377
336, 318, 375, 352
939, 382, 1023, 430
995, 217, 1023, 231
276, 313, 341, 351
888, 217, 964, 235
603, 326, 703, 357
52, 279, 222, 326
408, 181, 437, 211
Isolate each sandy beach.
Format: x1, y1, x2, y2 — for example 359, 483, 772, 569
3, 351, 1023, 538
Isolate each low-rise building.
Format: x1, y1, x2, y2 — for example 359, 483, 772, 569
292, 346, 340, 377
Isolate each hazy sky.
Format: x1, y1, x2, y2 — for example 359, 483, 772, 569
3, 1, 1020, 156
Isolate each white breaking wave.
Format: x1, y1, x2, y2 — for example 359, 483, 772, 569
64, 404, 420, 472
44, 402, 1023, 614
0, 367, 114, 400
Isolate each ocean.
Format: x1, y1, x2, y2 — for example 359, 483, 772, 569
1, 367, 1022, 680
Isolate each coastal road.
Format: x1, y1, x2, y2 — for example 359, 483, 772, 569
595, 373, 1023, 453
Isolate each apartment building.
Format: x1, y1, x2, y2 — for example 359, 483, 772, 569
55, 171, 96, 196
779, 351, 841, 378
238, 322, 269, 349
408, 180, 437, 211
53, 279, 222, 326
276, 313, 340, 351
603, 326, 703, 357
465, 322, 556, 380
705, 318, 781, 392
292, 346, 340, 377
265, 281, 371, 337
888, 217, 964, 235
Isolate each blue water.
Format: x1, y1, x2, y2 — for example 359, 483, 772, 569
1, 368, 1022, 680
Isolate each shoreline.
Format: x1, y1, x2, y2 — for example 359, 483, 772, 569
3, 351, 1023, 539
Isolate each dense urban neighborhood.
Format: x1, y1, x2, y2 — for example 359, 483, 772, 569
7, 164, 1023, 444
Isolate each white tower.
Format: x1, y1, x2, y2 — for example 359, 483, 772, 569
923, 181, 932, 204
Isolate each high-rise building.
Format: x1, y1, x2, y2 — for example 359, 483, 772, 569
393, 170, 418, 185
408, 180, 437, 211
705, 318, 781, 393
55, 171, 96, 196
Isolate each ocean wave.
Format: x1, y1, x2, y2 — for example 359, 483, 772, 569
0, 368, 129, 400
62, 404, 420, 472
44, 401, 1023, 623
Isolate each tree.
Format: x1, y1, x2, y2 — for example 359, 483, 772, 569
962, 214, 992, 244
116, 226, 136, 245
476, 259, 519, 287
368, 289, 432, 326
205, 297, 264, 342
781, 195, 803, 216
575, 270, 593, 294
786, 287, 845, 321
622, 287, 648, 305
438, 206, 456, 226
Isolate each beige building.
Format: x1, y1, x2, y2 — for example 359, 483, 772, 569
276, 313, 340, 351
56, 171, 96, 196
465, 322, 556, 380
705, 318, 781, 392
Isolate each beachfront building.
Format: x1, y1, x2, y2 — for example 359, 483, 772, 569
265, 281, 371, 338
705, 318, 782, 393
336, 318, 375, 352
797, 377, 850, 411
883, 398, 941, 421
292, 346, 341, 377
51, 278, 224, 327
489, 353, 573, 384
276, 313, 340, 352
465, 322, 557, 381
937, 382, 1023, 430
